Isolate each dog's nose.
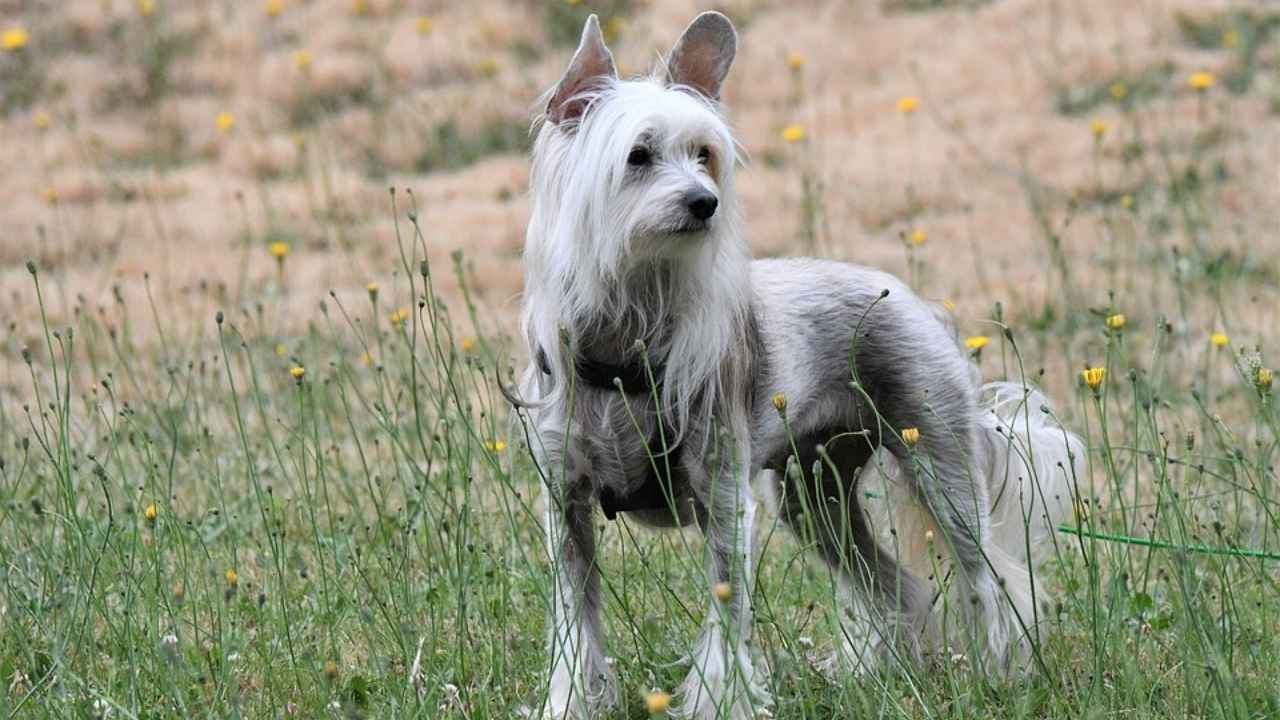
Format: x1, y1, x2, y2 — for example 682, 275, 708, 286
684, 189, 718, 221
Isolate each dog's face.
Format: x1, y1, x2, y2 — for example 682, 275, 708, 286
539, 13, 739, 260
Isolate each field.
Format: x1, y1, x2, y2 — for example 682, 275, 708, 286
3, 0, 1280, 717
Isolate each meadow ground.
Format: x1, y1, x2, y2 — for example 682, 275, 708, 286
2, 0, 1280, 717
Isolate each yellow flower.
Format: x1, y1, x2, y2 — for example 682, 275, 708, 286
144, 503, 158, 523
909, 229, 927, 247
172, 584, 185, 602
1081, 367, 1106, 390
225, 568, 239, 588
1210, 332, 1229, 347
389, 307, 410, 328
359, 352, 373, 367
644, 691, 672, 715
350, 0, 368, 16
323, 659, 339, 679
293, 49, 312, 72
1258, 367, 1273, 392
780, 124, 807, 143
484, 439, 507, 452
461, 337, 476, 353
269, 241, 289, 260
771, 393, 787, 413
33, 111, 51, 131
137, 0, 156, 16
786, 52, 805, 71
1109, 82, 1127, 100
265, 0, 285, 17
1188, 71, 1216, 91
290, 366, 305, 380
366, 281, 380, 298
566, 0, 582, 5
216, 112, 235, 133
924, 529, 934, 544
1222, 29, 1239, 49
415, 16, 433, 35
1089, 119, 1108, 139
901, 427, 920, 447
477, 58, 499, 78
42, 187, 58, 205
712, 582, 732, 602
964, 335, 990, 351
275, 343, 287, 357
1105, 313, 1125, 331
1, 27, 29, 51
942, 299, 956, 312
603, 17, 625, 43
896, 96, 919, 114
1120, 194, 1134, 210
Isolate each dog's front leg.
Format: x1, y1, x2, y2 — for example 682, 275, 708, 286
675, 431, 771, 719
540, 459, 615, 718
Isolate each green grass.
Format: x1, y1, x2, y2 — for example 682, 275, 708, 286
4, 171, 1279, 719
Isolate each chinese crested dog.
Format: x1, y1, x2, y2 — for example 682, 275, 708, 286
513, 12, 1083, 719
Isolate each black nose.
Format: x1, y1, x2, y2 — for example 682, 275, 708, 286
685, 189, 718, 221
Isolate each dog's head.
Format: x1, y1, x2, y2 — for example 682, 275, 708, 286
531, 12, 739, 263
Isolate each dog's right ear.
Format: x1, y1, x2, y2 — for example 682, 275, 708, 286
547, 15, 617, 126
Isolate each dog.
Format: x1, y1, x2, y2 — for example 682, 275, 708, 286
511, 12, 1083, 719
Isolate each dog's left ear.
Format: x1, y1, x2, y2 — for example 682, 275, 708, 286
665, 11, 737, 101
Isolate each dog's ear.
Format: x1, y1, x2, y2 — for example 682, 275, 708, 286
665, 11, 737, 101
547, 14, 617, 125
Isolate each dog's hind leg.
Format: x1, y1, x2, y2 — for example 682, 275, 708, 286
535, 438, 616, 719
774, 432, 932, 674
886, 400, 1035, 677
675, 426, 771, 720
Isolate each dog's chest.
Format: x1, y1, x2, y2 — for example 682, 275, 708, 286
577, 392, 690, 518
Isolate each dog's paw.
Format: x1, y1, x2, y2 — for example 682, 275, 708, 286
537, 667, 618, 720
671, 636, 771, 720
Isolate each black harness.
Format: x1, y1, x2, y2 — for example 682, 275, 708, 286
537, 347, 683, 520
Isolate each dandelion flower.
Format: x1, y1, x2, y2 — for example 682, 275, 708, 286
359, 352, 373, 367
42, 187, 58, 205
712, 582, 732, 602
225, 568, 239, 588
780, 124, 807, 143
293, 49, 312, 72
290, 366, 305, 380
942, 299, 956, 312
1105, 313, 1125, 331
1, 27, 29, 51
1089, 119, 1108, 139
137, 0, 156, 16
477, 58, 499, 78
901, 427, 920, 446
771, 393, 787, 413
786, 52, 805, 71
366, 281, 379, 298
484, 439, 507, 452
1188, 71, 1216, 91
644, 691, 672, 715
33, 111, 51, 131
909, 229, 927, 247
269, 241, 289, 260
1258, 367, 1273, 392
1081, 367, 1106, 390
1109, 82, 1127, 100
265, 0, 285, 17
216, 112, 235, 133
1210, 332, 1229, 347
350, 0, 368, 16
144, 503, 158, 524
964, 336, 990, 351
415, 16, 433, 35
461, 337, 475, 353
389, 307, 410, 328
896, 96, 919, 114
323, 659, 339, 679
1120, 194, 1134, 210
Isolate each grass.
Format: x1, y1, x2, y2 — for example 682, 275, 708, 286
4, 2, 1280, 719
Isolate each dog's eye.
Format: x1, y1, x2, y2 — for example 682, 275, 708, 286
627, 147, 652, 167
697, 146, 711, 165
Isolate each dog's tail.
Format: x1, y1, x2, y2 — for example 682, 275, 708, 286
974, 380, 1081, 569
